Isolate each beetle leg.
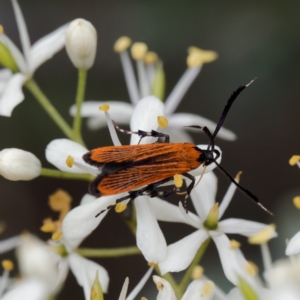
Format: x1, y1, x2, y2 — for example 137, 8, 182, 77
180, 173, 196, 213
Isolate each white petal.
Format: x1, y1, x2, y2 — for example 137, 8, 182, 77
153, 276, 177, 300
69, 98, 132, 134
219, 218, 278, 238
45, 139, 93, 173
226, 288, 245, 300
182, 279, 215, 300
162, 127, 194, 143
219, 180, 238, 219
159, 230, 209, 275
168, 113, 236, 141
0, 34, 28, 74
17, 235, 58, 291
188, 145, 222, 177
68, 252, 109, 297
286, 231, 300, 255
0, 70, 12, 96
118, 277, 129, 300
1, 278, 48, 300
189, 172, 218, 221
150, 197, 200, 227
30, 24, 69, 72
130, 96, 164, 144
212, 234, 248, 285
135, 196, 167, 263
126, 268, 153, 300
0, 73, 27, 117
80, 193, 96, 205
0, 236, 20, 254
62, 195, 118, 250
11, 0, 31, 65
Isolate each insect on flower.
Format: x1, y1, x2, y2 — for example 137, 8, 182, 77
83, 77, 272, 216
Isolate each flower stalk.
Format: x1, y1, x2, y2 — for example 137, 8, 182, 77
76, 246, 141, 258
40, 168, 93, 181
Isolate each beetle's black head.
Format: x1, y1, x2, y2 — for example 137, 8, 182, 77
200, 149, 220, 166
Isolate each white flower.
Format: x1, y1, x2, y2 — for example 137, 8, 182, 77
0, 0, 68, 116
154, 171, 277, 285
69, 39, 235, 142
0, 148, 41, 180
65, 19, 97, 70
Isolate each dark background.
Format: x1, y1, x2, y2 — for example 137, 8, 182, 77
1, 0, 300, 298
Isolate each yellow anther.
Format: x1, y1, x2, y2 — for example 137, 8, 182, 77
148, 262, 158, 268
52, 231, 63, 242
235, 171, 242, 182
40, 222, 56, 233
99, 103, 110, 112
0, 25, 3, 35
202, 281, 214, 297
2, 260, 14, 271
192, 265, 204, 280
49, 189, 72, 212
66, 155, 74, 168
157, 116, 168, 128
230, 239, 241, 249
187, 47, 218, 67
289, 155, 300, 166
174, 174, 183, 188
115, 202, 127, 213
141, 298, 148, 300
114, 36, 132, 53
144, 51, 158, 64
245, 261, 258, 276
131, 42, 148, 60
293, 196, 300, 209
155, 280, 164, 291
248, 224, 276, 244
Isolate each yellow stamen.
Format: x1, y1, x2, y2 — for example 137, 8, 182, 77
248, 224, 276, 244
187, 47, 218, 67
141, 298, 148, 300
192, 265, 204, 280
289, 155, 300, 166
52, 231, 63, 242
49, 189, 72, 212
99, 103, 110, 112
0, 25, 3, 35
245, 261, 258, 276
66, 155, 74, 168
115, 202, 127, 213
148, 262, 158, 268
230, 239, 241, 249
174, 174, 183, 188
293, 196, 300, 209
202, 281, 214, 297
2, 260, 14, 271
40, 222, 56, 233
144, 51, 158, 64
131, 42, 148, 60
157, 116, 168, 128
114, 36, 132, 53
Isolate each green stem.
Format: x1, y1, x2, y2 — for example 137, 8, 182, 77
76, 246, 141, 258
178, 237, 211, 293
73, 69, 87, 142
40, 168, 93, 181
25, 78, 85, 146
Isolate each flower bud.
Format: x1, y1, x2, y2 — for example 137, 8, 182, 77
65, 19, 97, 70
0, 148, 41, 181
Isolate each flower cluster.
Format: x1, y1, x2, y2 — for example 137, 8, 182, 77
0, 1, 299, 300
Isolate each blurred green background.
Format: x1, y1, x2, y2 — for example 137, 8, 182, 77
1, 0, 300, 299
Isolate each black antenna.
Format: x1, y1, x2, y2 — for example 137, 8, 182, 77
211, 76, 259, 142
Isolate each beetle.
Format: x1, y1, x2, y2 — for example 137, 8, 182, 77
83, 77, 272, 216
